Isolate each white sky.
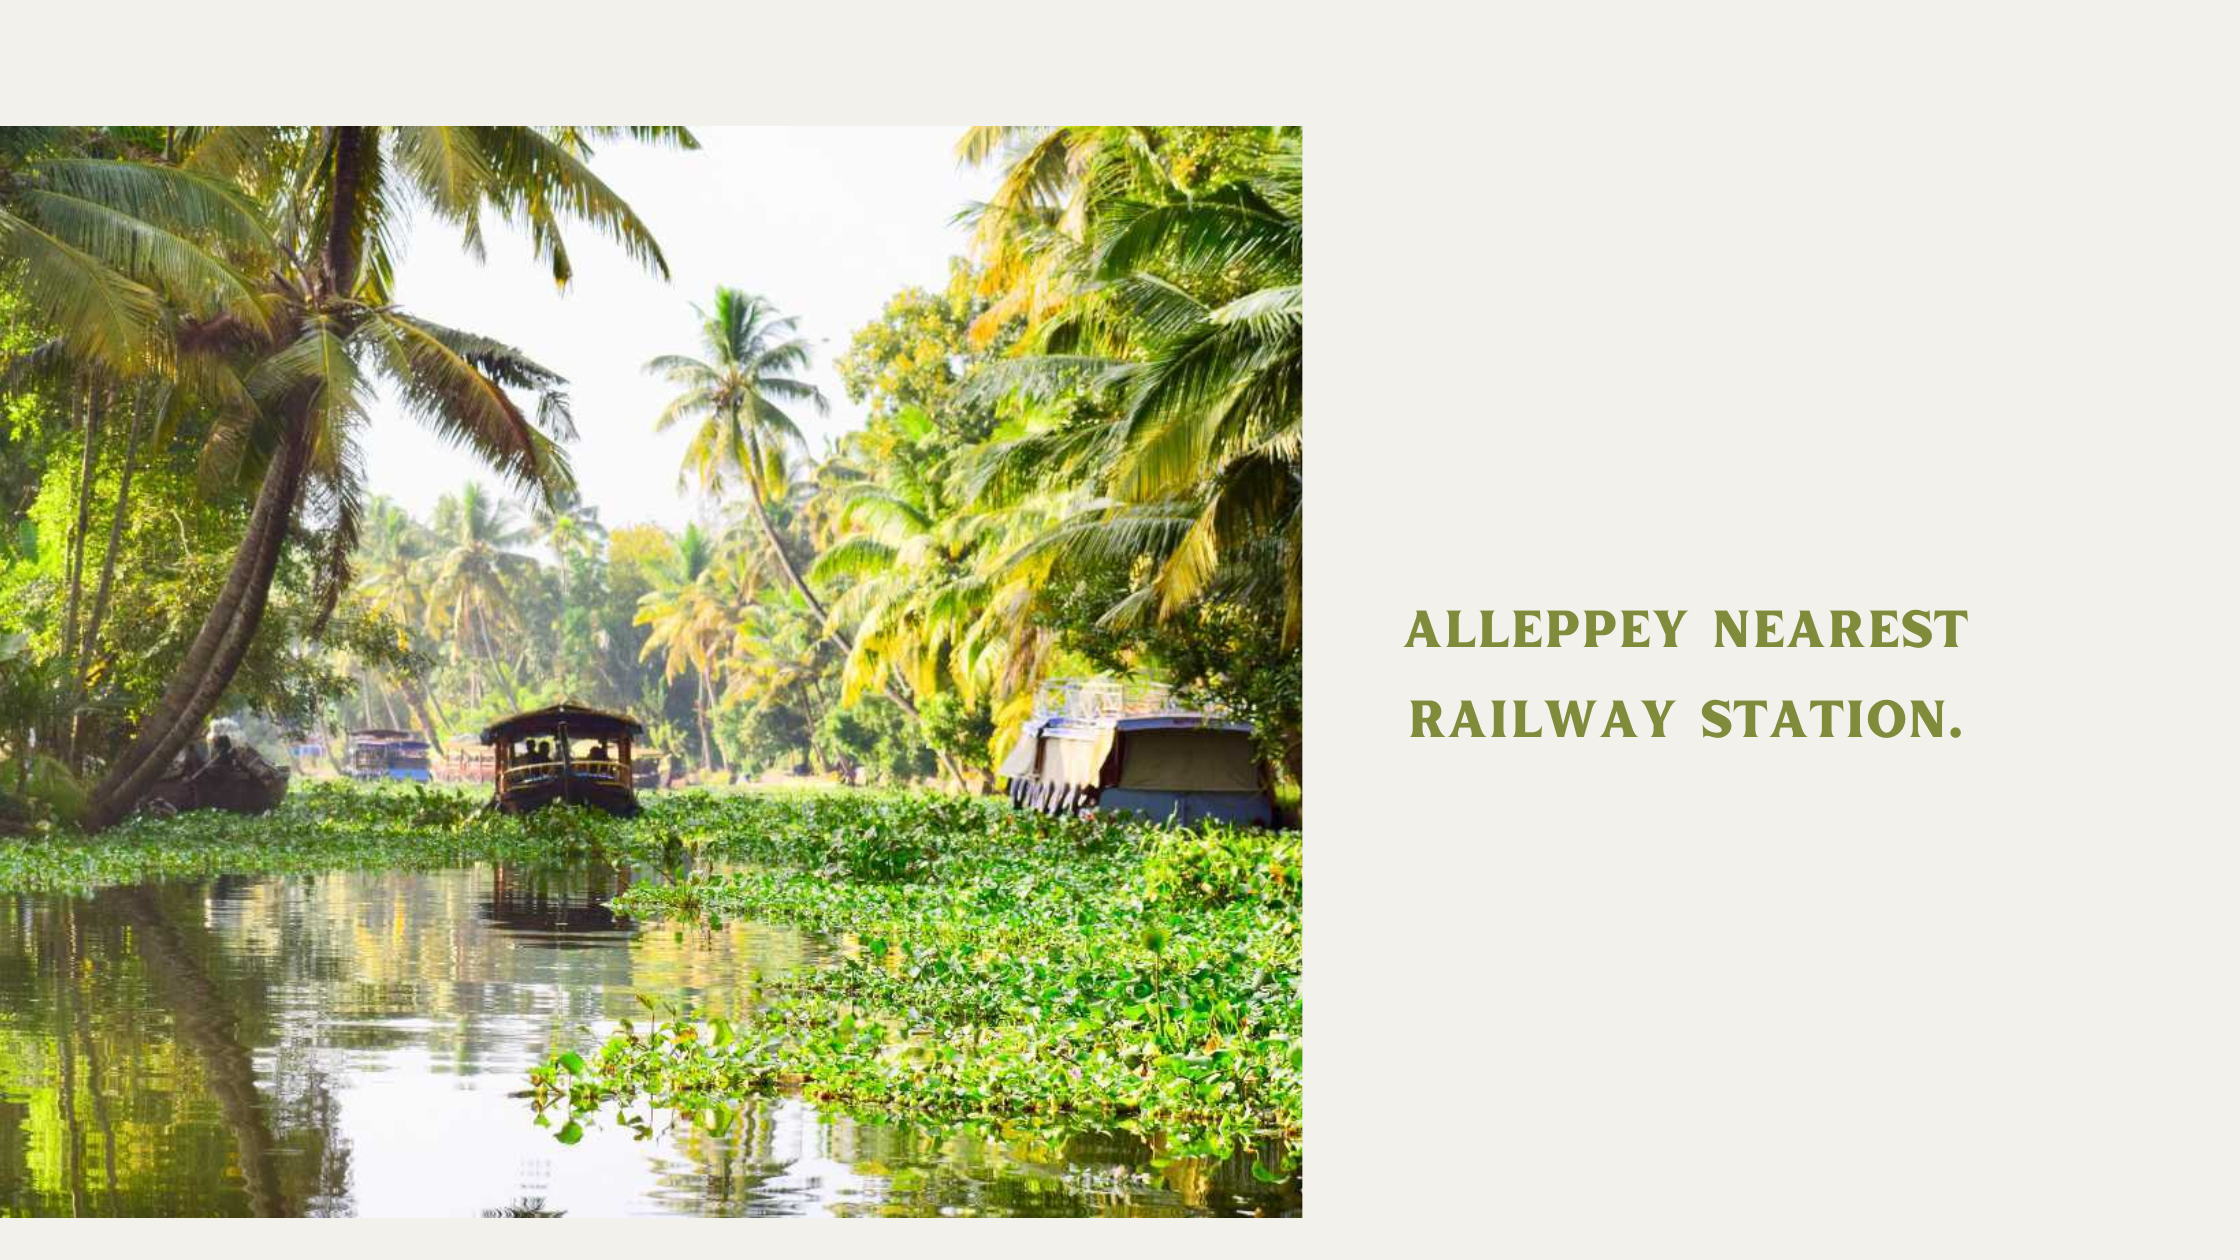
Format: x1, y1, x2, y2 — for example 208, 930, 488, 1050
363, 126, 998, 534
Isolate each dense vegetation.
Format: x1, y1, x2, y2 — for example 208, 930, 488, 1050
535, 792, 1301, 1163
0, 126, 1304, 823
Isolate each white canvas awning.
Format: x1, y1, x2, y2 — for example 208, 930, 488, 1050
1039, 730, 1115, 788
997, 729, 1041, 778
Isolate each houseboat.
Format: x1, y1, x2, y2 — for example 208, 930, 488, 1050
998, 679, 1273, 827
344, 728, 434, 782
481, 703, 645, 816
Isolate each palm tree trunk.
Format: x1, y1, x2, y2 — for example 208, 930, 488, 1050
85, 419, 312, 828
72, 387, 148, 757
420, 674, 453, 732
399, 673, 446, 755
474, 614, 524, 710
746, 490, 828, 625
694, 668, 715, 773
57, 382, 106, 752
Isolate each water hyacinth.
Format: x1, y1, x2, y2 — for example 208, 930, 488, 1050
539, 793, 1303, 1167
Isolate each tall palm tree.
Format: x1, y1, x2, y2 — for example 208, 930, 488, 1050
527, 482, 606, 575
646, 289, 966, 783
72, 126, 689, 827
426, 482, 533, 711
813, 407, 991, 703
647, 288, 830, 616
355, 497, 430, 627
354, 497, 449, 749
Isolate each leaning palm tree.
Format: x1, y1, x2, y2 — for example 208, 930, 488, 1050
645, 289, 962, 784
77, 126, 691, 827
527, 481, 606, 571
647, 288, 830, 615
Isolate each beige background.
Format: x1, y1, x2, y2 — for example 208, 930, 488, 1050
1312, 5, 2237, 1254
2, 1, 2233, 1253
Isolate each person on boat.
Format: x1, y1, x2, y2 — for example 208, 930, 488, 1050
587, 741, 612, 779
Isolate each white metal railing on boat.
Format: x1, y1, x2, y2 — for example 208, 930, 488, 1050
1031, 678, 1230, 723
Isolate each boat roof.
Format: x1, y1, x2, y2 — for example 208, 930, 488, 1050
481, 702, 646, 744
347, 728, 416, 740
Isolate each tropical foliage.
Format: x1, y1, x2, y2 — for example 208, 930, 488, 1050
0, 125, 1301, 824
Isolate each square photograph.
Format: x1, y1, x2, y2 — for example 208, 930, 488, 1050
0, 126, 1303, 1218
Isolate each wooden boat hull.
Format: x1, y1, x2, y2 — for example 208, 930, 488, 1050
148, 759, 291, 816
491, 772, 641, 817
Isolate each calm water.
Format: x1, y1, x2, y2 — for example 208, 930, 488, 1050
0, 865, 1300, 1217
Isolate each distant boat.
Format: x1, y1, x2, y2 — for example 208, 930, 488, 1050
344, 729, 434, 782
999, 679, 1273, 827
481, 703, 645, 817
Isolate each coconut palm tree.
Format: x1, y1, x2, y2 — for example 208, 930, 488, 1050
353, 496, 449, 747
527, 482, 606, 572
77, 126, 688, 827
426, 482, 534, 711
813, 407, 992, 702
646, 288, 830, 616
645, 290, 971, 784
356, 497, 431, 628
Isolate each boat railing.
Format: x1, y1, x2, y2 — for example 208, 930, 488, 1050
501, 759, 630, 787
1031, 678, 1231, 722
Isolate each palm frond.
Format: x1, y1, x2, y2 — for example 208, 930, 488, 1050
366, 310, 571, 502
0, 208, 163, 368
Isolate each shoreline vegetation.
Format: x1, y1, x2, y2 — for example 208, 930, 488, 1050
0, 784, 1303, 1167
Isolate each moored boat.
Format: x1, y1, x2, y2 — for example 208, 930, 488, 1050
146, 736, 290, 816
999, 679, 1273, 827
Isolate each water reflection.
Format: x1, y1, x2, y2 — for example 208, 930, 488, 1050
0, 866, 1300, 1217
